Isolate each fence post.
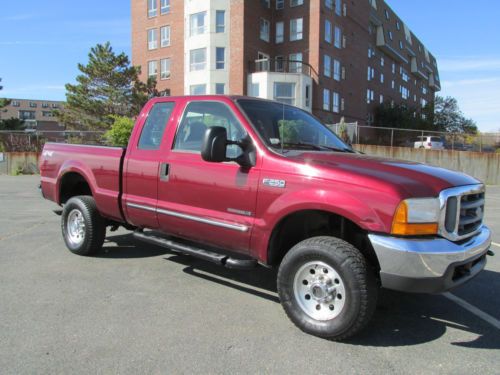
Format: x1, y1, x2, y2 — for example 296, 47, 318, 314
479, 134, 483, 152
390, 129, 394, 148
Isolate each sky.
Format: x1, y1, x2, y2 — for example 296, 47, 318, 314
0, 1, 499, 132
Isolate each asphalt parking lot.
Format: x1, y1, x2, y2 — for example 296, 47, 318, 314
0, 175, 499, 374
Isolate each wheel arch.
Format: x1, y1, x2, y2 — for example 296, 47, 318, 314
266, 209, 380, 271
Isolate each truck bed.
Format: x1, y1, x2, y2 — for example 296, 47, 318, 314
39, 143, 126, 222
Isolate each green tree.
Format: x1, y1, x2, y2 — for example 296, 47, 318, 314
104, 115, 134, 146
374, 103, 434, 130
0, 78, 11, 109
58, 42, 157, 131
0, 118, 24, 130
434, 96, 478, 134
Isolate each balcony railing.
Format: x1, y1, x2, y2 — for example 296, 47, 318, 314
249, 58, 319, 82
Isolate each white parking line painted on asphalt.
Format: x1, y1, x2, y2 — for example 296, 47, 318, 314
491, 242, 500, 248
443, 292, 500, 330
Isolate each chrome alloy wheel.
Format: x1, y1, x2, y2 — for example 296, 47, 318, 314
67, 209, 86, 246
293, 261, 346, 321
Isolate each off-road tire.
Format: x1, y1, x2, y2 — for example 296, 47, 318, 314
277, 236, 377, 341
61, 196, 106, 256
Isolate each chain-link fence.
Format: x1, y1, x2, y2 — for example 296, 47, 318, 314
1, 127, 499, 154
329, 124, 500, 153
0, 131, 106, 153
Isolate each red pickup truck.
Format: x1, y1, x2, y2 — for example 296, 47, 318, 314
40, 96, 492, 340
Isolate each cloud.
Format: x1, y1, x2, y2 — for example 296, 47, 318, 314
439, 58, 500, 73
440, 77, 500, 132
1, 14, 37, 21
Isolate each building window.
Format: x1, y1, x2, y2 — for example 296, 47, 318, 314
399, 40, 404, 49
260, 18, 270, 42
11, 101, 20, 107
384, 9, 389, 20
366, 89, 374, 103
335, 0, 341, 16
289, 52, 302, 73
276, 0, 284, 9
160, 58, 171, 79
148, 60, 158, 78
333, 92, 340, 113
392, 63, 396, 74
190, 48, 206, 71
333, 59, 341, 81
216, 10, 225, 33
369, 0, 377, 9
323, 89, 330, 111
391, 80, 395, 89
334, 26, 341, 48
249, 82, 260, 97
19, 110, 36, 120
380, 57, 384, 67
161, 0, 170, 14
396, 20, 401, 30
148, 0, 157, 17
290, 18, 303, 41
29, 102, 37, 108
216, 83, 225, 95
160, 26, 170, 47
388, 30, 393, 40
324, 55, 332, 77
42, 102, 48, 108
367, 66, 375, 81
42, 111, 54, 117
216, 47, 225, 69
305, 85, 311, 107
148, 29, 158, 50
274, 82, 296, 105
190, 12, 207, 36
380, 73, 384, 83
380, 94, 384, 104
290, 0, 304, 7
52, 103, 59, 108
325, 0, 333, 9
276, 21, 284, 43
190, 84, 206, 95
262, 0, 270, 8
325, 20, 332, 43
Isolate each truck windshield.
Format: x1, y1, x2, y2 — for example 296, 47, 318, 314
237, 99, 353, 153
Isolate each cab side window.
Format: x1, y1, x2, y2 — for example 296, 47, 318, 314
173, 101, 246, 157
138, 102, 175, 150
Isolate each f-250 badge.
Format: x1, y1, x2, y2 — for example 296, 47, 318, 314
263, 178, 286, 188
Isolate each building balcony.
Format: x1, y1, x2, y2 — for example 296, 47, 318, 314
410, 57, 429, 80
375, 26, 409, 64
247, 59, 315, 112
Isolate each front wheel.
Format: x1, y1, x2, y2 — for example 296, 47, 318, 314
277, 236, 377, 341
61, 196, 106, 256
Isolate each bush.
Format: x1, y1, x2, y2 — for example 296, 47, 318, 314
104, 116, 134, 146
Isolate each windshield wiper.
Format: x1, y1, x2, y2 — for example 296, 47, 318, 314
282, 142, 354, 153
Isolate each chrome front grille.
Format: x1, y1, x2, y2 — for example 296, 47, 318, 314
439, 185, 485, 241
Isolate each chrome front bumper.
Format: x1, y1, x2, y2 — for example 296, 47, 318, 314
368, 226, 491, 293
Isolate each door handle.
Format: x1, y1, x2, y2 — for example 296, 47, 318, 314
159, 163, 170, 181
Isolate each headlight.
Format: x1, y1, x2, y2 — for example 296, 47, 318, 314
391, 198, 440, 236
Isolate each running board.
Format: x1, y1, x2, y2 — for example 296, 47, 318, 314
133, 231, 258, 270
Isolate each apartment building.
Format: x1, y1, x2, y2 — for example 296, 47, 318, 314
131, 0, 440, 125
0, 99, 65, 131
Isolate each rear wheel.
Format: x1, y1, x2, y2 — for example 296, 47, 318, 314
61, 196, 106, 256
277, 236, 377, 341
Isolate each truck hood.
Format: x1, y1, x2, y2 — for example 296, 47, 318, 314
287, 152, 480, 198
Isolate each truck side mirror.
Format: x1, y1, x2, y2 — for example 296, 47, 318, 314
201, 126, 228, 163
201, 126, 255, 168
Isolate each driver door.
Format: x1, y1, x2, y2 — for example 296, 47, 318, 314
156, 100, 260, 254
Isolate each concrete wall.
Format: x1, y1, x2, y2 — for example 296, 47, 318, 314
0, 152, 40, 175
1, 148, 498, 185
356, 145, 500, 185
